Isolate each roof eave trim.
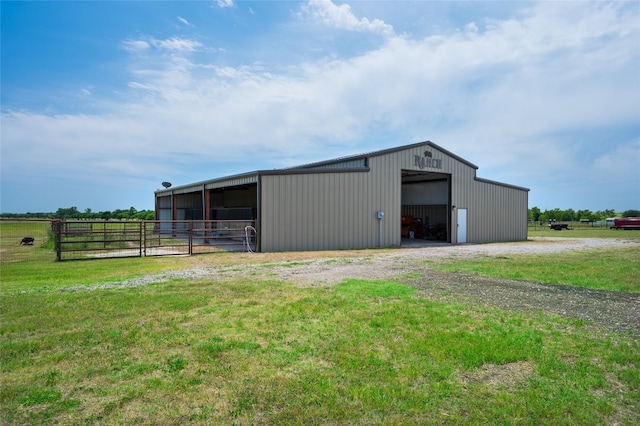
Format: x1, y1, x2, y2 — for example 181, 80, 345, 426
260, 167, 370, 176
475, 176, 530, 191
154, 171, 260, 195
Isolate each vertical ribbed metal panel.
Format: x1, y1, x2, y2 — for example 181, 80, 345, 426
260, 161, 400, 252
450, 177, 528, 244
176, 192, 202, 209
157, 196, 171, 208
259, 142, 528, 251
462, 180, 528, 243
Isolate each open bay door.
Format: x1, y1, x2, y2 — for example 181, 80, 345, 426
457, 208, 467, 244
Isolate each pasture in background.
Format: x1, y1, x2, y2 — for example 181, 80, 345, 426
0, 219, 54, 263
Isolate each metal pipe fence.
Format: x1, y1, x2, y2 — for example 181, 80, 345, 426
0, 219, 257, 262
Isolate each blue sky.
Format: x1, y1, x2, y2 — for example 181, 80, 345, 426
1, 0, 639, 213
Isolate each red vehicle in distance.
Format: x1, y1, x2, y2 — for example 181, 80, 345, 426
611, 217, 640, 230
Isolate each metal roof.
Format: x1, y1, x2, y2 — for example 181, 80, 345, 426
155, 140, 488, 196
287, 140, 479, 171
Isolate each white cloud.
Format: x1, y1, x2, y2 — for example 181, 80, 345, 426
302, 0, 394, 37
124, 37, 202, 55
177, 16, 193, 27
216, 0, 234, 9
122, 39, 150, 52
151, 37, 202, 52
2, 1, 639, 212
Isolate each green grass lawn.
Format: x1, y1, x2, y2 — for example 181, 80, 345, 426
1, 277, 638, 425
2, 224, 639, 424
432, 246, 640, 292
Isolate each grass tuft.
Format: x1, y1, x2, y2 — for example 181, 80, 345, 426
334, 279, 417, 298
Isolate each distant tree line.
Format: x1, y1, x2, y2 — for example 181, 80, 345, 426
528, 207, 640, 223
3, 206, 639, 222
1, 206, 155, 220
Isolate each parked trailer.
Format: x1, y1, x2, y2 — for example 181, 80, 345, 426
548, 222, 571, 231
611, 217, 640, 230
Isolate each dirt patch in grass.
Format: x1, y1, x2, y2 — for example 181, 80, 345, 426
457, 361, 535, 390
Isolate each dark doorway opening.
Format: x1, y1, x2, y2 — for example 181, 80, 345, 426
401, 170, 451, 244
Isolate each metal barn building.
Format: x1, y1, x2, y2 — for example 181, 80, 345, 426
154, 141, 529, 252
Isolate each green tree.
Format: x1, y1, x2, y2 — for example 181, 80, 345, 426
576, 209, 592, 221
598, 209, 616, 219
128, 206, 137, 218
529, 206, 541, 222
55, 206, 80, 219
544, 208, 562, 221
621, 209, 640, 217
561, 208, 576, 221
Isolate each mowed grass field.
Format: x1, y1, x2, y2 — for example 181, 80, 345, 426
1, 223, 639, 424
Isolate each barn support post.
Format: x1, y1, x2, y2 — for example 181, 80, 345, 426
139, 221, 143, 257
204, 188, 211, 243
172, 191, 177, 237
256, 174, 262, 252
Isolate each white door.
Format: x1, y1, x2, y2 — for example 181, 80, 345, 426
457, 208, 467, 244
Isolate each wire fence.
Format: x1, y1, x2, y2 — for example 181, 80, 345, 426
528, 220, 614, 231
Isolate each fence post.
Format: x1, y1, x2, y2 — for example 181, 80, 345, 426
54, 220, 62, 261
140, 221, 144, 257
142, 221, 146, 257
188, 221, 193, 255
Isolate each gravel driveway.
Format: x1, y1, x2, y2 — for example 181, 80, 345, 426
71, 237, 640, 336
271, 238, 640, 336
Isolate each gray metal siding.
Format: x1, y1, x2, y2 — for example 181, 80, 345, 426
402, 181, 448, 205
466, 181, 528, 243
155, 142, 528, 251
368, 143, 525, 247
394, 144, 477, 177
260, 160, 400, 252
205, 175, 257, 190
258, 142, 529, 251
157, 196, 172, 209
451, 176, 528, 244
